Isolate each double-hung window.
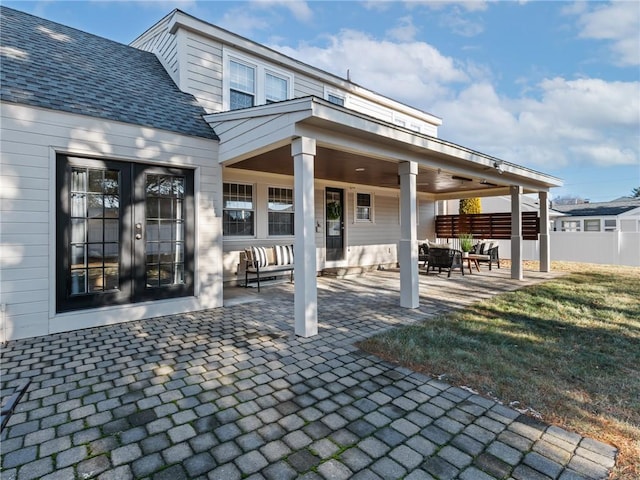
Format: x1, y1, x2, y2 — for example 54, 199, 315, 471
225, 50, 292, 110
604, 219, 617, 232
229, 60, 255, 110
266, 72, 288, 104
355, 193, 373, 222
268, 187, 294, 236
223, 183, 254, 236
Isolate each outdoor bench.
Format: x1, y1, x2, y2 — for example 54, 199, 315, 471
243, 245, 294, 292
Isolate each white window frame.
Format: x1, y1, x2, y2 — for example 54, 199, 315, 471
223, 49, 293, 111
222, 182, 255, 237
355, 192, 374, 223
267, 186, 295, 236
324, 86, 346, 107
228, 58, 256, 110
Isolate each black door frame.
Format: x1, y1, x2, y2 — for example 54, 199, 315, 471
325, 187, 345, 262
56, 155, 194, 313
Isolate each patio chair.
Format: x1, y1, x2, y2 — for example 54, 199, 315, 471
471, 242, 501, 270
418, 243, 429, 268
426, 247, 464, 277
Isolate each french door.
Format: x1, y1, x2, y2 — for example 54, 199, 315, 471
56, 155, 194, 312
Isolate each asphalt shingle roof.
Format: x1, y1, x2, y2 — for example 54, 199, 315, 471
0, 6, 217, 140
553, 199, 640, 217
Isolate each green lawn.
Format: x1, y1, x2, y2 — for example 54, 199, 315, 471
358, 262, 640, 479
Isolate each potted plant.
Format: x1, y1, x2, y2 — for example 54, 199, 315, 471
459, 233, 474, 257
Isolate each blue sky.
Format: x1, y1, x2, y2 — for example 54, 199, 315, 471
6, 0, 640, 202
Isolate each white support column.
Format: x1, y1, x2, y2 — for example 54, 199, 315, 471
511, 185, 523, 280
398, 161, 419, 308
539, 191, 551, 273
292, 137, 318, 337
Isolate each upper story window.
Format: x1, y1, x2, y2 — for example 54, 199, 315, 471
268, 187, 294, 236
224, 49, 293, 111
266, 72, 288, 104
223, 183, 254, 236
230, 60, 255, 110
327, 93, 345, 106
355, 193, 373, 222
324, 86, 346, 107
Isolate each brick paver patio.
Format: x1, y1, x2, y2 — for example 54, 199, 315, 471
1, 269, 617, 479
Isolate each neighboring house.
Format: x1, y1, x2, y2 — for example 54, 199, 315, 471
552, 198, 640, 233
0, 7, 562, 341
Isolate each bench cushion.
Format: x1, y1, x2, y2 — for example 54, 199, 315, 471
275, 244, 294, 266
251, 246, 269, 268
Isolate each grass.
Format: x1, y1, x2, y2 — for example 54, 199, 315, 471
358, 262, 640, 479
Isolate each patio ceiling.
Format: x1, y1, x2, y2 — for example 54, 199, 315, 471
205, 96, 562, 199
229, 144, 509, 197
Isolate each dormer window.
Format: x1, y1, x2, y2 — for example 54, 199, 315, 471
224, 49, 293, 111
266, 72, 288, 104
230, 60, 255, 110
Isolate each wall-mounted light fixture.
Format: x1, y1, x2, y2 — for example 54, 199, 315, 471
494, 161, 504, 174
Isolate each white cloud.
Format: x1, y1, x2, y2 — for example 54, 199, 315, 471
570, 1, 640, 66
270, 29, 468, 105
257, 0, 313, 22
214, 0, 313, 37
386, 15, 418, 42
433, 77, 640, 170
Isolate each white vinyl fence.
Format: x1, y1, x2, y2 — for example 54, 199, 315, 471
490, 232, 640, 267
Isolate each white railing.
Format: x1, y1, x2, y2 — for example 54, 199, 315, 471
488, 232, 640, 267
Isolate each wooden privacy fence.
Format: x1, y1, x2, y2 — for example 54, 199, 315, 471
436, 212, 540, 240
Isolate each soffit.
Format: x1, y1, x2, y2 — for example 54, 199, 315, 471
206, 97, 562, 197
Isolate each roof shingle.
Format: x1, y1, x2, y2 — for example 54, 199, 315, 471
0, 6, 217, 140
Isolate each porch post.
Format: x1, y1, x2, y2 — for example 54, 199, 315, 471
511, 185, 523, 280
539, 191, 551, 272
398, 161, 419, 309
292, 137, 318, 337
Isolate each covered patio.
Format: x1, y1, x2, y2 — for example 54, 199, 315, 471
207, 96, 562, 337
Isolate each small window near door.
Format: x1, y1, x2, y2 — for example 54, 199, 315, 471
584, 219, 601, 232
268, 187, 294, 235
223, 183, 254, 236
355, 193, 373, 222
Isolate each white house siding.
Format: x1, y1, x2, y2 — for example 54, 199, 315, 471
130, 17, 179, 85
180, 30, 224, 114
0, 103, 222, 341
294, 76, 325, 98
221, 169, 435, 282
